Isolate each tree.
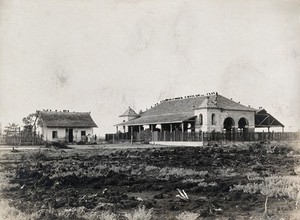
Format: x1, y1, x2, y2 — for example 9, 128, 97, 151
23, 113, 38, 132
23, 113, 37, 125
4, 123, 19, 135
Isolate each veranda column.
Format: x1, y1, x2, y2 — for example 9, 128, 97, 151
170, 124, 173, 141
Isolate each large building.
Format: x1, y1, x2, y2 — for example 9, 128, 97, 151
115, 92, 284, 134
36, 110, 97, 142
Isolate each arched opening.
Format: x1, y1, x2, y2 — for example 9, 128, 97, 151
238, 118, 248, 131
238, 118, 249, 140
223, 117, 235, 131
223, 117, 235, 140
212, 114, 216, 125
199, 114, 203, 125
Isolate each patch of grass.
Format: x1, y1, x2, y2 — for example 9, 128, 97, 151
159, 167, 208, 179
176, 211, 200, 220
217, 168, 237, 177
245, 171, 264, 181
0, 199, 30, 220
124, 205, 153, 220
83, 210, 117, 220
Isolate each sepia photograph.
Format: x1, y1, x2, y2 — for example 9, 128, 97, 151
0, 0, 300, 219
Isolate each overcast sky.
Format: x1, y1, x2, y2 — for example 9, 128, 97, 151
0, 0, 299, 135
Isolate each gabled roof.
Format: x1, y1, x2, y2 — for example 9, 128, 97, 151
119, 107, 139, 117
255, 108, 284, 128
116, 94, 255, 126
197, 97, 219, 109
38, 110, 97, 128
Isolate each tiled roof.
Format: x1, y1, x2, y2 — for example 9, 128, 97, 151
119, 107, 139, 117
116, 94, 255, 126
116, 113, 196, 126
38, 111, 97, 128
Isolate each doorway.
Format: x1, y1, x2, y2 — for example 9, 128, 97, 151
238, 118, 248, 131
223, 117, 235, 140
68, 128, 73, 142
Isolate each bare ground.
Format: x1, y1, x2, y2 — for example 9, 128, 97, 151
0, 142, 300, 219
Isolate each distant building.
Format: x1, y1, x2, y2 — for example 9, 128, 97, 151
36, 110, 97, 142
115, 93, 284, 134
118, 107, 139, 133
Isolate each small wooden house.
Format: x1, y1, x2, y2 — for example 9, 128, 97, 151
36, 110, 97, 143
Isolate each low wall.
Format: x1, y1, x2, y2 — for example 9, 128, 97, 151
150, 141, 204, 147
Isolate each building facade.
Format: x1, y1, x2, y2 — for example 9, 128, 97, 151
115, 93, 257, 134
36, 110, 97, 142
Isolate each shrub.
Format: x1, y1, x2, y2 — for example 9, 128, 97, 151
231, 175, 300, 213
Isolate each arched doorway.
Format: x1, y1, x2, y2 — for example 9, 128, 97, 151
223, 117, 235, 140
238, 118, 248, 131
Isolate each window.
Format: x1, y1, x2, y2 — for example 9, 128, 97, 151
199, 114, 203, 125
212, 113, 216, 125
81, 131, 86, 136
52, 131, 58, 139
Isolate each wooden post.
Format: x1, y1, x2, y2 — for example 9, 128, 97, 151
18, 127, 21, 146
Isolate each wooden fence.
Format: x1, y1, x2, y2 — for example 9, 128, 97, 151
0, 131, 43, 145
106, 131, 300, 143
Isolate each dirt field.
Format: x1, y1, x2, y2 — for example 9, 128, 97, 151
1, 142, 300, 220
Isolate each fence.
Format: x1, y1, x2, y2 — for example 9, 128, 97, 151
105, 131, 300, 143
1, 131, 43, 145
